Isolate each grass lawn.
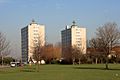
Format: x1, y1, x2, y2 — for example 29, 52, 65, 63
0, 64, 120, 80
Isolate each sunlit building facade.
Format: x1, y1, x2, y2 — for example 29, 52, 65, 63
21, 20, 45, 63
61, 21, 86, 57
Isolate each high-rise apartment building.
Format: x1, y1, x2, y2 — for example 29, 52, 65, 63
61, 21, 86, 56
21, 20, 45, 63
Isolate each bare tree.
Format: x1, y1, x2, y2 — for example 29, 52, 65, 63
32, 34, 45, 71
32, 43, 44, 63
62, 46, 72, 63
42, 44, 54, 63
89, 38, 99, 51
71, 46, 77, 65
42, 43, 61, 64
0, 32, 10, 65
92, 22, 120, 69
62, 45, 84, 64
53, 43, 61, 60
78, 48, 84, 64
71, 45, 84, 65
89, 38, 103, 64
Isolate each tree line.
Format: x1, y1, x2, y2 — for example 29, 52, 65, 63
89, 22, 120, 69
61, 22, 120, 69
1, 22, 120, 70
31, 22, 120, 69
31, 42, 61, 64
0, 32, 12, 65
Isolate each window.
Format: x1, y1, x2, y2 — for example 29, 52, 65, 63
76, 41, 81, 43
76, 32, 80, 34
34, 40, 38, 42
77, 44, 82, 46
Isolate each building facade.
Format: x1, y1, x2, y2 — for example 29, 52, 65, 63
61, 21, 86, 57
21, 20, 45, 63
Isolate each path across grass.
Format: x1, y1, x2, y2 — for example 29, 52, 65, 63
0, 64, 120, 80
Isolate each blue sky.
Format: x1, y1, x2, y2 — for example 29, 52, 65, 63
0, 0, 120, 58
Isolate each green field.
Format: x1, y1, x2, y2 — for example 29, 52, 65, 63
0, 64, 120, 80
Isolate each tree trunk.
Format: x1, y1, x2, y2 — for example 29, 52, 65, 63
100, 58, 103, 64
95, 58, 98, 64
105, 62, 108, 69
72, 58, 75, 65
36, 62, 40, 72
2, 56, 3, 66
37, 63, 40, 72
105, 57, 109, 69
78, 58, 81, 65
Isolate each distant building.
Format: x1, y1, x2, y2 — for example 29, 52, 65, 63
61, 21, 86, 57
21, 20, 45, 63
